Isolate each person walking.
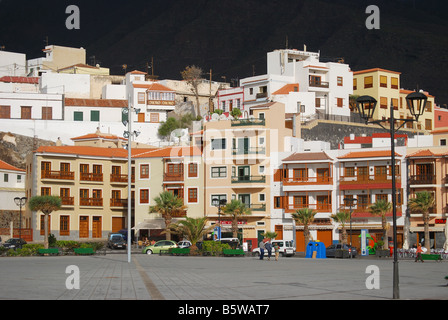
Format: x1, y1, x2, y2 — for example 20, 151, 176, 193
259, 239, 266, 260
265, 240, 272, 261
273, 242, 280, 261
415, 243, 424, 262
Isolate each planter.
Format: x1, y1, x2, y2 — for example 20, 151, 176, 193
376, 249, 389, 258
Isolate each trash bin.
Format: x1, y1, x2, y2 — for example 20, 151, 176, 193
305, 241, 326, 259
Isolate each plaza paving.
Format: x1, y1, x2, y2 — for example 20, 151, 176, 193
0, 253, 447, 301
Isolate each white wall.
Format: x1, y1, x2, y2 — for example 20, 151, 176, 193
0, 51, 27, 77
0, 92, 64, 120
40, 73, 90, 98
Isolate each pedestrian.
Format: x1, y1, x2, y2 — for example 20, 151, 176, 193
265, 240, 272, 261
273, 242, 279, 261
415, 243, 424, 262
259, 239, 266, 260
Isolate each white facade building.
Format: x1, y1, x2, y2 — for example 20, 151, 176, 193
0, 160, 25, 212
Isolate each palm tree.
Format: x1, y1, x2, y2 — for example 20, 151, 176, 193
149, 191, 187, 240
262, 231, 278, 240
331, 211, 351, 245
291, 208, 317, 249
166, 217, 215, 254
408, 191, 435, 252
221, 199, 252, 238
369, 199, 392, 249
28, 195, 62, 249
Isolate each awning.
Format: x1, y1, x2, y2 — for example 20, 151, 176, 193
132, 218, 184, 231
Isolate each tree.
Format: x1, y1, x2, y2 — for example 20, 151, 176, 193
330, 211, 351, 245
262, 231, 278, 240
181, 65, 203, 117
28, 195, 62, 249
408, 191, 435, 252
291, 208, 316, 249
149, 191, 187, 240
166, 217, 215, 254
221, 199, 252, 238
369, 199, 392, 249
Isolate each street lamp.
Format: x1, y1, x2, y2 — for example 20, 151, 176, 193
122, 97, 141, 263
356, 91, 428, 299
212, 198, 227, 240
343, 197, 357, 259
14, 197, 27, 248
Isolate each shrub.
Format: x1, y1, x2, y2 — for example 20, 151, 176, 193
202, 241, 230, 256
48, 233, 57, 247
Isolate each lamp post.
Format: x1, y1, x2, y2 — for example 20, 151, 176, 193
122, 99, 141, 264
343, 197, 357, 259
14, 197, 27, 248
212, 198, 227, 240
356, 91, 428, 299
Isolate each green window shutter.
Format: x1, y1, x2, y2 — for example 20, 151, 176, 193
91, 110, 100, 122
74, 111, 83, 121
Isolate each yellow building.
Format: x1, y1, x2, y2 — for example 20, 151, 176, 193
353, 68, 434, 131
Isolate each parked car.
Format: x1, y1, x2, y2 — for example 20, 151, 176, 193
2, 238, 27, 249
107, 233, 127, 250
252, 240, 295, 257
217, 238, 240, 249
142, 240, 177, 255
177, 240, 192, 248
326, 243, 358, 258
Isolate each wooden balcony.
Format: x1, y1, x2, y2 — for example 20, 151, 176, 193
231, 175, 266, 184
284, 203, 332, 213
80, 172, 103, 182
60, 196, 74, 206
80, 198, 103, 207
283, 176, 333, 186
339, 175, 400, 189
110, 198, 133, 208
41, 170, 74, 180
409, 174, 436, 185
110, 174, 134, 183
163, 173, 184, 182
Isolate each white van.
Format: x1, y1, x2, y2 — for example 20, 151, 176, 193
252, 240, 295, 257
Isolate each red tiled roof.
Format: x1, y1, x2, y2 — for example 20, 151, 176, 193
282, 152, 333, 162
272, 83, 299, 95
406, 149, 438, 158
64, 98, 128, 108
0, 160, 25, 172
353, 68, 401, 75
71, 133, 126, 141
0, 76, 39, 84
35, 145, 154, 158
133, 146, 202, 158
133, 82, 174, 92
338, 150, 401, 159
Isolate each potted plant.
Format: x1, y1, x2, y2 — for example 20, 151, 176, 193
375, 240, 389, 258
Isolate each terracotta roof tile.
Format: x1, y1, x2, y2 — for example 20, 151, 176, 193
0, 76, 39, 84
133, 82, 174, 92
406, 149, 437, 158
338, 150, 401, 159
272, 83, 299, 95
282, 152, 333, 162
64, 98, 128, 108
35, 145, 154, 158
133, 146, 202, 158
71, 133, 126, 141
0, 160, 25, 172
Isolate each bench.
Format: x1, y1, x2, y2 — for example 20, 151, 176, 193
170, 248, 190, 256
223, 249, 245, 257
421, 254, 442, 262
73, 247, 95, 255
38, 248, 59, 256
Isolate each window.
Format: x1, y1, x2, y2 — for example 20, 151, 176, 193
337, 76, 343, 86
425, 119, 432, 131
440, 139, 446, 146
425, 101, 432, 112
90, 110, 100, 122
140, 189, 149, 204
274, 196, 282, 209
211, 194, 227, 205
140, 164, 149, 179
0, 106, 10, 119
380, 97, 387, 109
380, 75, 387, 88
188, 163, 198, 178
41, 187, 51, 195
3, 173, 8, 182
391, 77, 399, 89
74, 111, 83, 121
211, 166, 227, 178
353, 78, 357, 90
138, 92, 145, 104
21, 106, 32, 119
42, 107, 53, 120
364, 76, 373, 89
150, 113, 159, 123
337, 98, 343, 108
60, 216, 70, 236
188, 188, 198, 203
17, 175, 22, 183
211, 138, 226, 150
392, 98, 398, 110
259, 193, 265, 202
345, 167, 355, 177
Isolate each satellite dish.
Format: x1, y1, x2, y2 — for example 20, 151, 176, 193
219, 114, 227, 120
211, 113, 220, 121
170, 128, 189, 145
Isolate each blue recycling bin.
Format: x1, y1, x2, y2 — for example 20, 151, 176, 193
305, 241, 326, 259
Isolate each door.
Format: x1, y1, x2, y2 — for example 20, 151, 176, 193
92, 216, 102, 238
79, 216, 89, 238
295, 230, 305, 252
317, 230, 332, 248
357, 166, 368, 181
317, 168, 329, 183
112, 217, 125, 233
238, 138, 249, 155
237, 166, 250, 181
238, 194, 250, 207
293, 168, 307, 181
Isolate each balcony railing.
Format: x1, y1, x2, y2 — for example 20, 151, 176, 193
163, 173, 184, 181
232, 147, 265, 155
41, 170, 74, 180
110, 174, 135, 183
283, 176, 333, 185
409, 174, 436, 185
247, 203, 266, 211
80, 172, 103, 182
285, 203, 332, 213
256, 92, 268, 99
60, 196, 74, 206
339, 175, 400, 185
309, 80, 329, 88
231, 175, 266, 184
231, 118, 265, 127
110, 198, 133, 207
80, 198, 103, 207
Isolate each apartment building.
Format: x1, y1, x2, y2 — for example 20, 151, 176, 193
406, 147, 448, 248
132, 146, 203, 241
353, 68, 435, 131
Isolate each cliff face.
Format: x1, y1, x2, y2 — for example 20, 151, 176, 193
0, 132, 55, 170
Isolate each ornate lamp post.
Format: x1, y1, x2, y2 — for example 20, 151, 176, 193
356, 91, 428, 299
212, 198, 227, 240
14, 197, 27, 247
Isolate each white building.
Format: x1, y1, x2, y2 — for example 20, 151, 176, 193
0, 51, 27, 77
0, 160, 25, 212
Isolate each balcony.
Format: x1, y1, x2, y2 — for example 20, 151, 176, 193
409, 174, 436, 185
284, 203, 332, 213
80, 198, 103, 207
232, 147, 265, 155
256, 92, 268, 99
41, 170, 74, 180
247, 203, 266, 211
283, 176, 333, 186
60, 196, 74, 206
110, 174, 135, 183
163, 173, 184, 182
231, 175, 266, 184
80, 172, 103, 182
110, 198, 133, 208
309, 80, 329, 88
231, 118, 265, 127
339, 175, 400, 189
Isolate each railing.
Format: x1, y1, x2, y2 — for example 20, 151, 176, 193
110, 198, 133, 207
283, 176, 333, 185
285, 203, 332, 213
309, 81, 329, 88
163, 173, 184, 181
80, 198, 103, 207
60, 196, 74, 206
339, 175, 400, 185
256, 92, 268, 99
231, 175, 266, 183
231, 118, 265, 127
41, 170, 74, 180
80, 172, 103, 182
232, 147, 265, 155
110, 174, 135, 183
409, 174, 436, 185
247, 203, 266, 211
